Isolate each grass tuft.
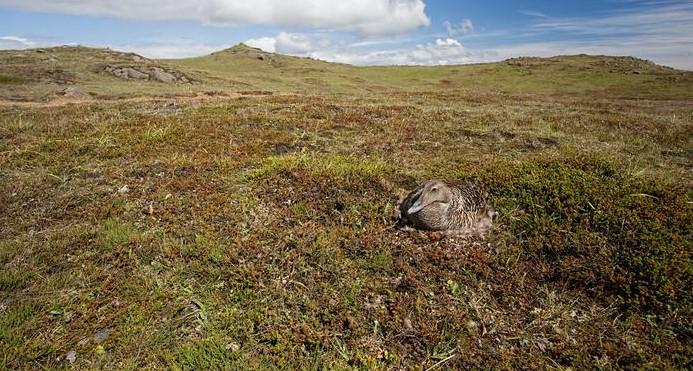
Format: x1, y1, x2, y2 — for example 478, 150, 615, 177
98, 218, 139, 250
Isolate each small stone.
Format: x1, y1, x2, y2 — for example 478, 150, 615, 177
94, 329, 110, 344
466, 320, 479, 334
225, 342, 240, 352
118, 185, 129, 194
62, 87, 88, 98
403, 317, 414, 331
66, 350, 77, 363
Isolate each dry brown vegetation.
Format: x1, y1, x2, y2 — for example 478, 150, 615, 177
0, 46, 692, 369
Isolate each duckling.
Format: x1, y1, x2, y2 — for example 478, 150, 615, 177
396, 179, 496, 235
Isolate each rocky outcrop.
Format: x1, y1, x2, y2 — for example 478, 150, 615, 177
105, 65, 190, 83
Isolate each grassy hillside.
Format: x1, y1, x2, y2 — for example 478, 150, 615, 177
0, 45, 692, 369
2, 44, 692, 101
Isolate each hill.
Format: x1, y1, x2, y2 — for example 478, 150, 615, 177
1, 44, 692, 101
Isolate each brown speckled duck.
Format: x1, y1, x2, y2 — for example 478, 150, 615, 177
396, 179, 496, 234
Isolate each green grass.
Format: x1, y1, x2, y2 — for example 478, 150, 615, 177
244, 153, 390, 181
98, 218, 139, 251
0, 73, 24, 84
0, 46, 691, 369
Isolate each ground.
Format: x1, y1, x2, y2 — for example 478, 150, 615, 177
0, 45, 691, 369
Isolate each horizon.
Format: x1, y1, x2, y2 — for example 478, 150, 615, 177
2, 42, 681, 71
1, 1, 692, 70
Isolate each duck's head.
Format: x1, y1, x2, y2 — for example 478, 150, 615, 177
407, 180, 452, 214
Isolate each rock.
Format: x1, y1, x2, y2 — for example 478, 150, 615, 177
65, 350, 77, 363
225, 342, 240, 352
403, 317, 414, 331
108, 67, 149, 80
118, 185, 130, 194
465, 320, 479, 335
94, 329, 110, 344
124, 67, 149, 79
62, 87, 88, 98
151, 68, 176, 83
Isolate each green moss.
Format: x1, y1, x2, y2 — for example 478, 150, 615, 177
0, 270, 31, 291
169, 338, 244, 370
467, 154, 691, 317
98, 218, 139, 250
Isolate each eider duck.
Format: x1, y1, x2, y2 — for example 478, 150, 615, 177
396, 179, 496, 234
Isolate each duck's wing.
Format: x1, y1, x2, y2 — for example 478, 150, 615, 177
447, 180, 489, 211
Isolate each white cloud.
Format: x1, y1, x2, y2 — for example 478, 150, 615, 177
517, 10, 548, 18
0, 0, 430, 35
248, 33, 476, 65
443, 19, 473, 35
0, 35, 36, 47
275, 32, 320, 54
307, 37, 482, 66
245, 37, 278, 53
247, 32, 330, 54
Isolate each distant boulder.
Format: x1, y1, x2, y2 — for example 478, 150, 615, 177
106, 66, 149, 80
61, 87, 89, 98
151, 67, 176, 83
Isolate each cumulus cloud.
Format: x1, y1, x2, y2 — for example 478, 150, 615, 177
307, 37, 482, 66
443, 19, 473, 36
247, 32, 330, 54
247, 32, 494, 66
245, 37, 278, 53
0, 0, 430, 35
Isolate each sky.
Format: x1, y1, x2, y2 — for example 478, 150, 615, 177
0, 0, 691, 69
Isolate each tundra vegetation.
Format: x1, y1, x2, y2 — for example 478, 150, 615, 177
0, 44, 691, 369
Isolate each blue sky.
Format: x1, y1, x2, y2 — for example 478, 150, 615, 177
0, 0, 691, 69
